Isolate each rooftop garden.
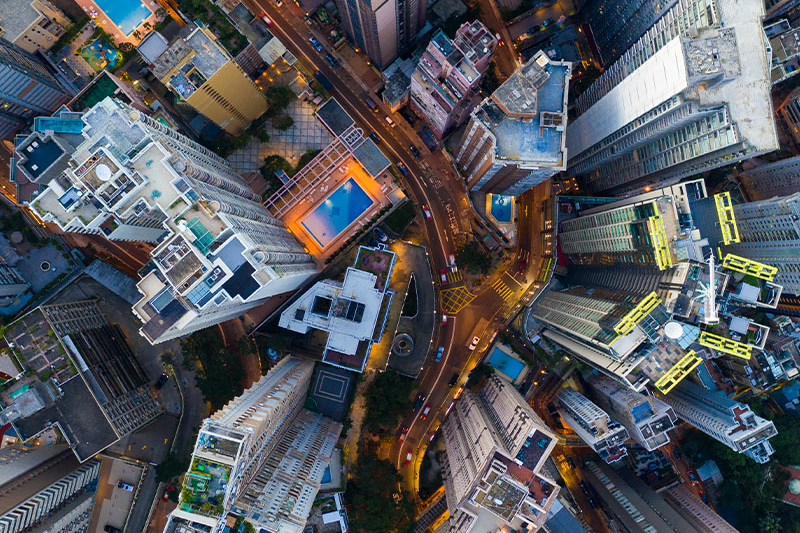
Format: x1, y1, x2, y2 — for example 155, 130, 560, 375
178, 457, 231, 517
355, 247, 395, 291
4, 312, 76, 383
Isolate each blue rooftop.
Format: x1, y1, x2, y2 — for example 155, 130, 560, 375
21, 139, 64, 179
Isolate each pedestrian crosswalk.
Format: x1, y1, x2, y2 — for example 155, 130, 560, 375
446, 271, 462, 284
492, 278, 515, 300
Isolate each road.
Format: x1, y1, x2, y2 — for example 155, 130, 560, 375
507, 0, 577, 40
475, 0, 519, 78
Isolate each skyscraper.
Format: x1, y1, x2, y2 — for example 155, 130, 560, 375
409, 22, 497, 137
556, 387, 629, 463
663, 484, 740, 533
164, 356, 342, 533
334, 0, 426, 69
738, 157, 800, 201
567, 0, 778, 195
1, 0, 73, 53
439, 374, 560, 533
588, 374, 676, 451
721, 193, 800, 296
455, 51, 571, 196
138, 25, 268, 134
24, 97, 316, 344
658, 379, 777, 463
0, 38, 71, 139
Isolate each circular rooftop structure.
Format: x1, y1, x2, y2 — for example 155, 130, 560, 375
96, 163, 112, 182
664, 321, 684, 340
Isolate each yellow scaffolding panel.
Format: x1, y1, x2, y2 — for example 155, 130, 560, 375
722, 254, 778, 281
714, 192, 740, 245
654, 350, 703, 394
648, 203, 673, 270
698, 331, 752, 360
614, 291, 661, 336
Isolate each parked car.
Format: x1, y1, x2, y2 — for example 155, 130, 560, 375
304, 15, 312, 25
448, 373, 459, 387
397, 163, 408, 175
440, 268, 447, 283
385, 116, 396, 127
409, 145, 421, 158
413, 393, 426, 410
369, 131, 381, 143
423, 205, 432, 220
405, 448, 413, 465
541, 18, 554, 27
324, 52, 339, 67
468, 336, 480, 350
435, 346, 444, 362
373, 227, 388, 242
259, 13, 273, 25
365, 96, 379, 112
309, 36, 323, 51
118, 481, 134, 492
448, 254, 457, 272
398, 426, 408, 442
104, 526, 121, 533
420, 404, 431, 420
155, 374, 168, 390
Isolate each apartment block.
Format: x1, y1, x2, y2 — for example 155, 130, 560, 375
455, 51, 570, 196
22, 97, 315, 344
409, 22, 496, 137
164, 356, 342, 533
658, 379, 776, 463
0, 264, 29, 306
738, 156, 800, 201
588, 374, 676, 451
0, 299, 161, 461
439, 374, 559, 533
556, 387, 628, 463
137, 24, 268, 134
1, 0, 72, 53
0, 39, 71, 139
0, 452, 99, 533
567, 0, 778, 195
664, 484, 740, 533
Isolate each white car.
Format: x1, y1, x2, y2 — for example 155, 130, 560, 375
468, 336, 480, 350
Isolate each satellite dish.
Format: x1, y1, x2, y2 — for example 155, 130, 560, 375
96, 163, 112, 181
664, 321, 683, 340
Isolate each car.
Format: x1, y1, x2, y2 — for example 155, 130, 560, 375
448, 254, 457, 272
118, 481, 134, 492
420, 404, 431, 419
442, 314, 448, 324
369, 131, 381, 143
687, 470, 698, 483
155, 373, 168, 389
527, 25, 540, 34
435, 346, 444, 362
673, 447, 682, 459
440, 268, 447, 283
324, 52, 339, 67
385, 116, 396, 127
423, 205, 432, 220
260, 13, 273, 25
304, 15, 312, 25
405, 448, 413, 465
314, 70, 332, 90
517, 259, 527, 274
104, 526, 122, 533
397, 163, 408, 175
398, 426, 408, 442
566, 457, 576, 469
700, 491, 709, 504
308, 36, 323, 51
373, 227, 388, 242
409, 145, 421, 158
274, 0, 282, 5
365, 96, 379, 112
448, 373, 459, 387
541, 17, 554, 27
468, 336, 480, 350
413, 393, 426, 410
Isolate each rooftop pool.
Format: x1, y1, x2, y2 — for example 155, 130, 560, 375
93, 0, 152, 35
301, 178, 374, 248
487, 347, 525, 381
489, 194, 512, 223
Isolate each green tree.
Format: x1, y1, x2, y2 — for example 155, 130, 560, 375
345, 454, 415, 533
362, 370, 416, 433
455, 241, 491, 275
272, 115, 294, 131
481, 63, 500, 95
155, 452, 189, 483
265, 86, 296, 117
466, 363, 494, 389
180, 328, 245, 409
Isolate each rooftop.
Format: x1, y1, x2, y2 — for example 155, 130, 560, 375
0, 0, 55, 42
352, 139, 391, 177
316, 99, 355, 137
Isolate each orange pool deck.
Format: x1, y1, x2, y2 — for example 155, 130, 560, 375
282, 157, 391, 262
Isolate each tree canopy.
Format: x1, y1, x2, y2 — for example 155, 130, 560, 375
345, 454, 415, 533
456, 241, 492, 275
362, 370, 416, 434
181, 328, 245, 409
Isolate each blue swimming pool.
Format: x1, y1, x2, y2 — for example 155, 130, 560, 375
301, 178, 374, 248
487, 347, 525, 380
490, 195, 512, 223
321, 465, 331, 484
93, 0, 152, 35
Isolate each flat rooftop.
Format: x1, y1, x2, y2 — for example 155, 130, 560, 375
316, 99, 355, 137
352, 139, 391, 177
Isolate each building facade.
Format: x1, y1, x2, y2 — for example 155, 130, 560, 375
334, 0, 426, 69
139, 25, 268, 134
0, 264, 29, 306
738, 156, 800, 201
23, 97, 316, 344
663, 484, 740, 533
409, 22, 496, 137
556, 387, 629, 463
439, 374, 560, 533
165, 357, 342, 533
567, 0, 778, 196
455, 51, 570, 196
658, 379, 777, 463
1, 0, 72, 53
724, 193, 800, 296
0, 38, 71, 139
588, 374, 676, 451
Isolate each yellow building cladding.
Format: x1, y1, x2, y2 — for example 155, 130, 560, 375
654, 350, 703, 394
613, 291, 661, 336
185, 61, 268, 134
698, 331, 752, 360
647, 203, 673, 271
713, 192, 740, 245
722, 254, 778, 281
